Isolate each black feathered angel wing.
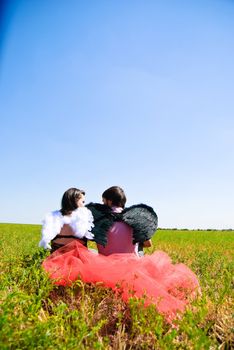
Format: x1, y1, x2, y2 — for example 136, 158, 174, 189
86, 203, 114, 246
122, 204, 158, 244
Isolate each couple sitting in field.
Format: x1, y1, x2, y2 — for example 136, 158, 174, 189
39, 186, 157, 256
40, 186, 200, 322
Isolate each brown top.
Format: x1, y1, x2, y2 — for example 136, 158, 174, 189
51, 224, 87, 251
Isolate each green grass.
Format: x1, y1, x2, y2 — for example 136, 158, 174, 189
0, 224, 233, 349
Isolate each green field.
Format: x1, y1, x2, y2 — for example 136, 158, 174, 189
0, 224, 233, 349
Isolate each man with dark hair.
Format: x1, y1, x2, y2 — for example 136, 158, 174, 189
87, 186, 158, 256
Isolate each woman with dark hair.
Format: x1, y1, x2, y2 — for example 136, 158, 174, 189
39, 188, 94, 252
60, 188, 85, 215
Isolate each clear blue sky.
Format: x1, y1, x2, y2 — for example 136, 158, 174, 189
1, 0, 234, 229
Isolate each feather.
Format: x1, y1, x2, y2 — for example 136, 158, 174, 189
122, 204, 158, 244
86, 203, 114, 246
86, 203, 158, 246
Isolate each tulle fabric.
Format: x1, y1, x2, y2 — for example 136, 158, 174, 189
42, 241, 200, 321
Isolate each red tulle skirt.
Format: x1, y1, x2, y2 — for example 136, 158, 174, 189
42, 241, 200, 322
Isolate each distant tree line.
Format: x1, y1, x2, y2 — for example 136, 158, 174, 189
158, 228, 233, 231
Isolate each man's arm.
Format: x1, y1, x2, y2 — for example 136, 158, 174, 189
143, 239, 152, 248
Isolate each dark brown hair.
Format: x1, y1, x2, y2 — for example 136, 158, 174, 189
60, 188, 85, 215
102, 186, 126, 208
